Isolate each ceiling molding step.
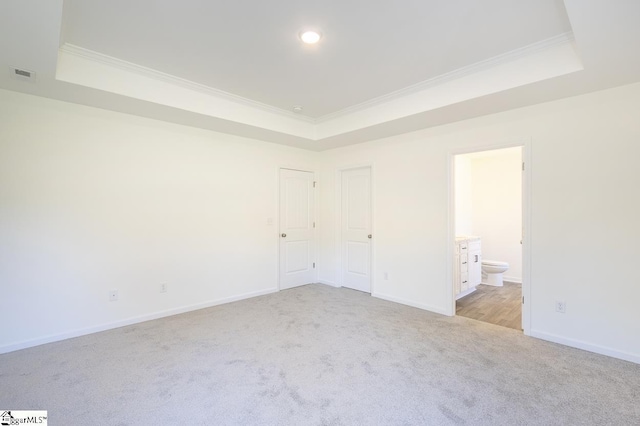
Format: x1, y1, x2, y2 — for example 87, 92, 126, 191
314, 34, 583, 140
56, 32, 579, 143
58, 32, 575, 129
58, 43, 316, 124
315, 32, 576, 123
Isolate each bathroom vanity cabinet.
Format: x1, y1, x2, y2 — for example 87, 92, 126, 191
454, 236, 482, 299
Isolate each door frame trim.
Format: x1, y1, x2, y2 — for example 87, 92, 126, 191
335, 163, 375, 294
447, 139, 532, 335
277, 166, 318, 291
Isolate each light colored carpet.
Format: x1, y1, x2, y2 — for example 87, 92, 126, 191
1, 284, 638, 425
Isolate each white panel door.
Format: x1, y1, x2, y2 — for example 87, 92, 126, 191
341, 167, 372, 293
279, 169, 315, 290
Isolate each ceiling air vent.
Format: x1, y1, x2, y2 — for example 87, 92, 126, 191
9, 67, 36, 83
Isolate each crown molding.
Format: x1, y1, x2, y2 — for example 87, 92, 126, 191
315, 32, 576, 123
59, 32, 575, 133
58, 43, 316, 124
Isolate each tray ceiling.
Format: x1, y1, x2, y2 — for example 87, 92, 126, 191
1, 0, 639, 150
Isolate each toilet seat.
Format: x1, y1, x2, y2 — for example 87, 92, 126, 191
482, 259, 509, 267
481, 260, 509, 286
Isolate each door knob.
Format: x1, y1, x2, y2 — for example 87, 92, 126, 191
368, 234, 372, 239
281, 233, 287, 238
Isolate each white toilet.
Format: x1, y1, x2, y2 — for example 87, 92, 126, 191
481, 260, 510, 286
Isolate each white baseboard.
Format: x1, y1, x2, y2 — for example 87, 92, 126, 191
373, 292, 450, 316
0, 287, 279, 355
530, 329, 639, 364
317, 280, 340, 288
455, 287, 476, 300
503, 275, 522, 283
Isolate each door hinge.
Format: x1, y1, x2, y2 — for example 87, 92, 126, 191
313, 262, 316, 268
313, 222, 316, 228
313, 181, 316, 188
522, 162, 525, 171
522, 296, 524, 304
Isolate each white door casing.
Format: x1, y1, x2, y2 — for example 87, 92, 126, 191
449, 140, 531, 334
279, 169, 315, 290
341, 167, 372, 293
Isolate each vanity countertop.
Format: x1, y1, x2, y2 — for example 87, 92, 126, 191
456, 235, 481, 242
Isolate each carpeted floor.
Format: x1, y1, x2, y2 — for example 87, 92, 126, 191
1, 284, 638, 425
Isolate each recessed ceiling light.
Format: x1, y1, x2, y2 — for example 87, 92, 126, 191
292, 105, 304, 113
299, 30, 322, 44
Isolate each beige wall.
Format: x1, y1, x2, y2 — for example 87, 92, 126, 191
2, 81, 639, 363
0, 89, 317, 351
319, 82, 640, 363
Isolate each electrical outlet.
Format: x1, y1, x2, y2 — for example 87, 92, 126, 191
160, 283, 168, 293
555, 300, 566, 313
109, 290, 118, 302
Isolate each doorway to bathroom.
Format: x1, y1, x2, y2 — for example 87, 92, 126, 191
450, 144, 530, 333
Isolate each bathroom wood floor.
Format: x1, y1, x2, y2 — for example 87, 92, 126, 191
456, 282, 522, 330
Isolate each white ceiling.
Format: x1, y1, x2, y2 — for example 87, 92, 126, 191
62, 0, 572, 119
1, 0, 640, 150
